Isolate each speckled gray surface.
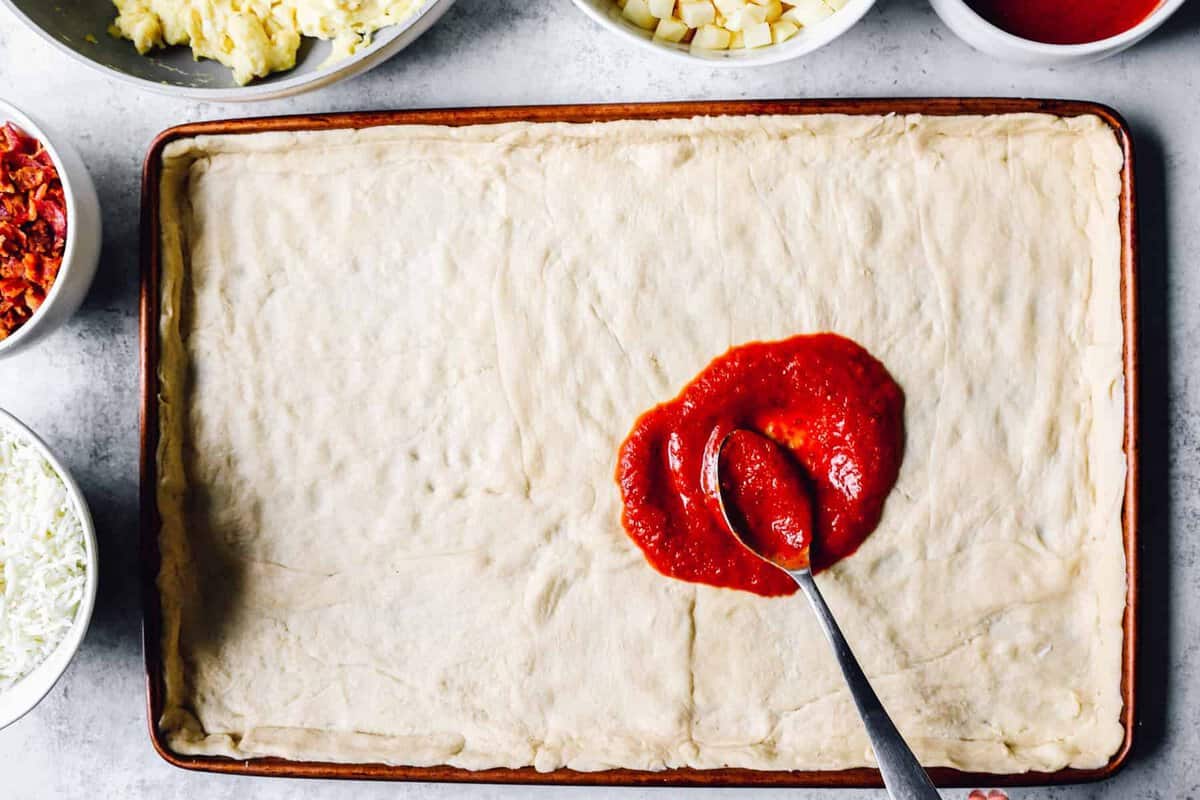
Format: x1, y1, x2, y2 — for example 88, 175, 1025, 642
0, 2, 1196, 798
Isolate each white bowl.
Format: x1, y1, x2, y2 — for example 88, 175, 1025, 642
929, 0, 1187, 65
0, 99, 102, 359
570, 0, 877, 66
0, 0, 457, 102
0, 408, 99, 731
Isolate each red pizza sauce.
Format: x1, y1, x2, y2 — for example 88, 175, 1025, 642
710, 429, 814, 572
616, 333, 904, 597
0, 122, 67, 341
966, 0, 1160, 45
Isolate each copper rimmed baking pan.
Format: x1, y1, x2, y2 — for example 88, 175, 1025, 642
139, 98, 1138, 787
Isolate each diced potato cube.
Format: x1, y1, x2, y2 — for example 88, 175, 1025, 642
622, 0, 659, 29
771, 18, 799, 42
724, 3, 767, 30
654, 15, 690, 40
691, 23, 732, 48
648, 0, 676, 17
751, 0, 783, 21
713, 0, 748, 14
679, 0, 717, 26
743, 20, 773, 47
782, 0, 833, 25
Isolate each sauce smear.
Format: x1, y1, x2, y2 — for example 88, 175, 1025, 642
966, 0, 1160, 45
616, 333, 905, 597
714, 429, 814, 572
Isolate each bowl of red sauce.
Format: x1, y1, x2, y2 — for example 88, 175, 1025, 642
0, 99, 101, 358
930, 0, 1186, 64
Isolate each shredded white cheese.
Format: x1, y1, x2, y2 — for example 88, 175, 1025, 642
0, 425, 86, 690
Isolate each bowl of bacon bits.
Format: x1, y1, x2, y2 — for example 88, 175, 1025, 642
0, 99, 101, 358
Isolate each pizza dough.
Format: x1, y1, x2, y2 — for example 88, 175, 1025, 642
155, 113, 1127, 773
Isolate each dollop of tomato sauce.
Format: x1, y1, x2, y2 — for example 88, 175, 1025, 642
966, 0, 1160, 45
616, 333, 904, 597
712, 429, 815, 573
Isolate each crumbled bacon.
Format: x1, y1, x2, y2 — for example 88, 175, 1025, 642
0, 122, 66, 341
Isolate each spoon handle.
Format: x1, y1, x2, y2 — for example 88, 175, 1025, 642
791, 570, 942, 800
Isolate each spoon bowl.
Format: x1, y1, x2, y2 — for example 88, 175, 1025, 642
703, 427, 814, 573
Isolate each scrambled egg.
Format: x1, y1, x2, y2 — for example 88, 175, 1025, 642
110, 1, 423, 85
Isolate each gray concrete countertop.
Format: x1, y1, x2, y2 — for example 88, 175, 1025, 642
0, 2, 1196, 798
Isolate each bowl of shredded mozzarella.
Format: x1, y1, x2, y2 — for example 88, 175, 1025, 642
0, 408, 96, 730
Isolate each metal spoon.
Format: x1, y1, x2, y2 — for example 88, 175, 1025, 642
704, 429, 941, 800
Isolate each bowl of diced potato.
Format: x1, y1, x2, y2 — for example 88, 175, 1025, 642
571, 0, 876, 63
